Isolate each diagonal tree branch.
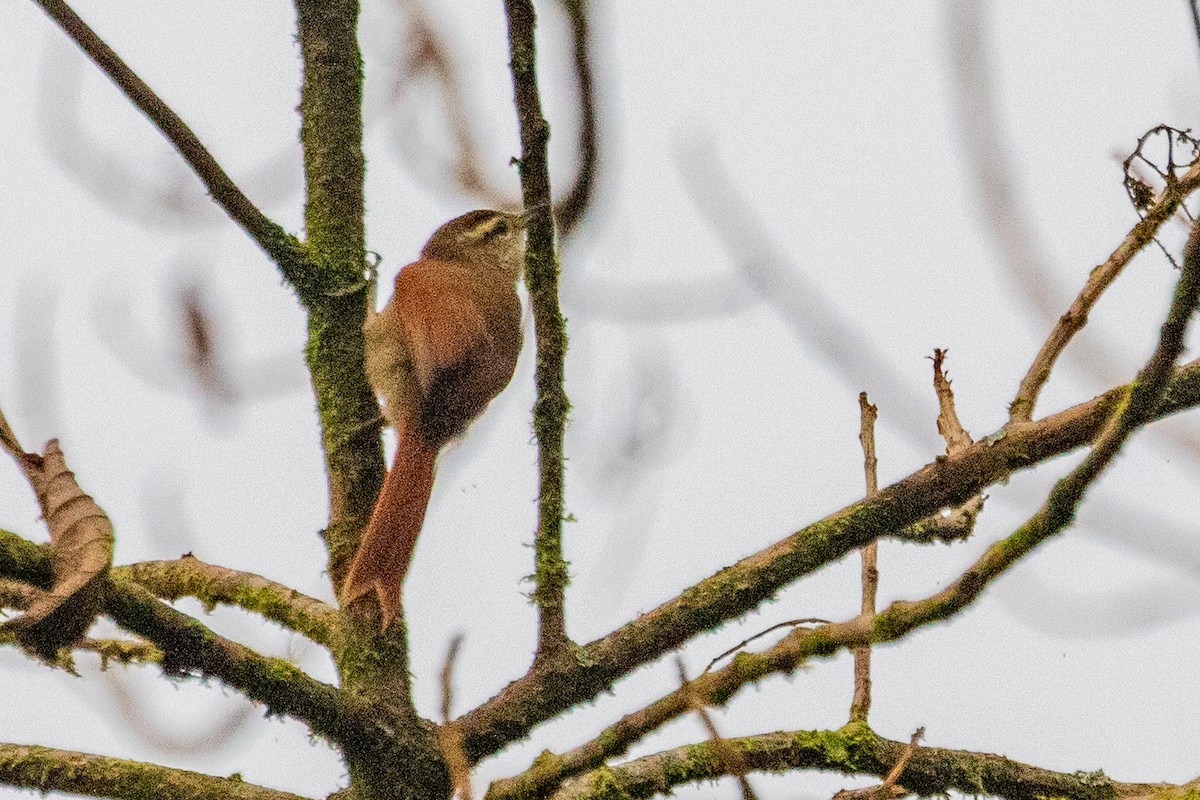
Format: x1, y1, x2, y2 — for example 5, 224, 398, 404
30, 0, 317, 290
1009, 159, 1200, 422
0, 580, 163, 667
0, 530, 438, 778
544, 726, 1164, 800
104, 572, 427, 773
115, 556, 341, 651
105, 578, 350, 733
0, 742, 314, 800
485, 219, 1200, 798
0, 530, 366, 745
457, 356, 1200, 761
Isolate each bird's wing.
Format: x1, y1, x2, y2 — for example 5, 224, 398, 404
390, 259, 490, 400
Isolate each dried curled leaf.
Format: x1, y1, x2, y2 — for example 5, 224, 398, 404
1, 439, 114, 663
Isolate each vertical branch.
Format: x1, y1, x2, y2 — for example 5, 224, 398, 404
554, 0, 598, 235
292, 0, 384, 596
1189, 0, 1200, 69
295, 0, 365, 270
438, 635, 473, 800
292, 10, 451, 799
932, 351, 973, 454
291, 20, 433, 800
849, 393, 878, 723
505, 0, 571, 657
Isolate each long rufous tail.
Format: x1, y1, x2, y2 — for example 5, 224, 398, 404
339, 426, 437, 627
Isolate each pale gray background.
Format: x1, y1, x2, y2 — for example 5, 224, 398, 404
1, 2, 1198, 798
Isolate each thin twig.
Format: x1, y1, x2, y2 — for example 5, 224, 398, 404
676, 658, 757, 800
949, 4, 1147, 413
1008, 157, 1200, 423
31, 0, 311, 284
859, 394, 880, 494
881, 728, 924, 790
504, 0, 571, 659
438, 635, 473, 800
925, 350, 984, 540
703, 618, 830, 673
850, 393, 879, 723
554, 0, 598, 235
931, 351, 973, 452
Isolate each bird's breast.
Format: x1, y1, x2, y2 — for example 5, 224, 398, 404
363, 305, 417, 429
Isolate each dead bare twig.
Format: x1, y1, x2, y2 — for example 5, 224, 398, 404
849, 392, 879, 723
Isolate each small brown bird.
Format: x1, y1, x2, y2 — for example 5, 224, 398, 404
340, 210, 525, 627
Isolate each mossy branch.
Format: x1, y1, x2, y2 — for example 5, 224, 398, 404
456, 356, 1200, 762
103, 574, 432, 783
115, 556, 341, 651
0, 581, 163, 667
291, 0, 384, 594
484, 219, 1200, 798
0, 742, 314, 800
544, 725, 1162, 800
104, 577, 350, 733
505, 0, 571, 658
0, 530, 355, 742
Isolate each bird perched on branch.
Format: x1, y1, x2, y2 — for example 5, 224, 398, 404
340, 209, 525, 628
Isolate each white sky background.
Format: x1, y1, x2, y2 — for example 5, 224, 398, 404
2, 1, 1200, 798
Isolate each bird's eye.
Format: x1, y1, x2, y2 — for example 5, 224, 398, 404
481, 218, 510, 241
